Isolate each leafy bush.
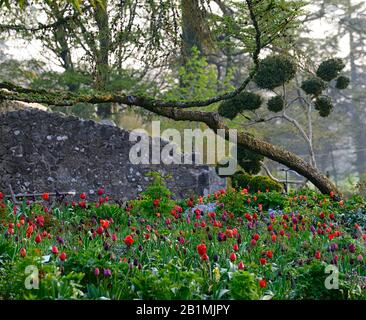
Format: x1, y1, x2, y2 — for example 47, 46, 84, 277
301, 77, 326, 96
231, 171, 283, 193
292, 261, 362, 300
229, 271, 259, 300
267, 95, 284, 113
236, 145, 264, 175
314, 96, 333, 117
316, 58, 345, 82
218, 91, 262, 119
336, 76, 350, 90
254, 55, 297, 90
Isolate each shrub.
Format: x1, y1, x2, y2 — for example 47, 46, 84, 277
314, 96, 333, 117
218, 91, 262, 119
231, 171, 283, 193
301, 77, 326, 96
267, 95, 284, 113
336, 76, 350, 90
292, 261, 362, 300
236, 145, 264, 175
316, 58, 345, 82
229, 271, 259, 300
254, 55, 297, 90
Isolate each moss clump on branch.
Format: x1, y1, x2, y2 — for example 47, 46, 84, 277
231, 171, 283, 193
314, 96, 333, 117
301, 77, 326, 96
236, 145, 264, 175
267, 95, 284, 113
254, 55, 297, 90
218, 101, 238, 120
316, 58, 345, 82
335, 76, 350, 90
218, 91, 262, 119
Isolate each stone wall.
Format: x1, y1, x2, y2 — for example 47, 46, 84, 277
0, 109, 226, 200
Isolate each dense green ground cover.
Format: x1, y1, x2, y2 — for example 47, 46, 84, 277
1, 176, 366, 300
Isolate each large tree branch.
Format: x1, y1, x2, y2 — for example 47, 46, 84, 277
140, 106, 338, 195
0, 71, 254, 108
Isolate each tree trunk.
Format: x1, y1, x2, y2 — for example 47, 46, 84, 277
94, 0, 110, 90
349, 27, 366, 177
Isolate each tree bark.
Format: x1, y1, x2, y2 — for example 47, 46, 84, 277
94, 0, 110, 90
141, 106, 339, 196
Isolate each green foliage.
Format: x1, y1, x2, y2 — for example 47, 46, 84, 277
229, 271, 259, 300
293, 261, 362, 300
165, 47, 220, 101
301, 77, 326, 96
231, 170, 283, 193
267, 95, 284, 113
236, 145, 264, 174
131, 261, 204, 299
218, 91, 262, 120
316, 58, 345, 82
254, 55, 297, 90
30, 70, 92, 91
335, 76, 350, 90
140, 172, 172, 200
314, 96, 334, 117
130, 172, 174, 217
218, 101, 239, 120
1, 177, 366, 301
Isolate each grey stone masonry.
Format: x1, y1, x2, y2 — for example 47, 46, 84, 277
0, 109, 226, 200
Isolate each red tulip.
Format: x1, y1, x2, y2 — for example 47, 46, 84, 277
52, 246, 59, 254
153, 199, 160, 207
96, 226, 104, 235
201, 253, 209, 261
42, 193, 49, 201
271, 234, 277, 242
97, 188, 105, 196
315, 250, 321, 260
112, 233, 117, 241
260, 258, 267, 265
124, 235, 134, 246
35, 234, 42, 243
59, 252, 67, 261
100, 219, 110, 229
230, 252, 237, 262
259, 279, 267, 288
238, 261, 245, 270
197, 243, 207, 256
80, 192, 87, 200
233, 243, 239, 251
266, 250, 273, 259
20, 248, 26, 258
279, 230, 285, 236
253, 234, 260, 241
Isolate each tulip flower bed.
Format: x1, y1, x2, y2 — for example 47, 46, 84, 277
1, 174, 366, 300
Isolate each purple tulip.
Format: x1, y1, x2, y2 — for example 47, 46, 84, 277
349, 243, 356, 253
103, 269, 112, 277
